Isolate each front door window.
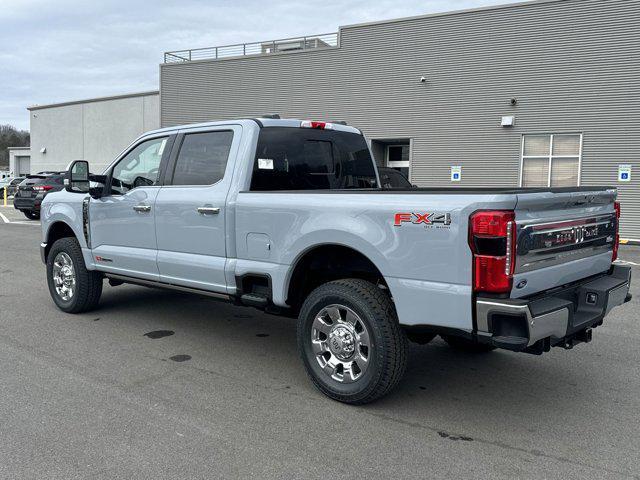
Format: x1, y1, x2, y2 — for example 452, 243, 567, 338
110, 137, 168, 194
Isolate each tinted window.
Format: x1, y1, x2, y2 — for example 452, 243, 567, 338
111, 137, 168, 194
250, 128, 378, 191
172, 131, 233, 186
23, 175, 52, 186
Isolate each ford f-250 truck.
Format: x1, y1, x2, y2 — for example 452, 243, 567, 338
40, 117, 632, 404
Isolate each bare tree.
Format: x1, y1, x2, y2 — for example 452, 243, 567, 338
0, 125, 30, 168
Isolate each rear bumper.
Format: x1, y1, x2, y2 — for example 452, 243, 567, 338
13, 196, 40, 211
475, 265, 632, 354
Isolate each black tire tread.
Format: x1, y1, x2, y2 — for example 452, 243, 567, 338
298, 279, 407, 404
47, 237, 102, 313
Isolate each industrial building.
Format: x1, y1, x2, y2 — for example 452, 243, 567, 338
8, 147, 31, 177
160, 0, 639, 239
28, 91, 159, 174
22, 0, 639, 239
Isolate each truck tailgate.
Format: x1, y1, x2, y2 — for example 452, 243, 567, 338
511, 187, 618, 298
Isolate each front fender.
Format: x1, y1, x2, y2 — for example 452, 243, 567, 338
41, 191, 94, 268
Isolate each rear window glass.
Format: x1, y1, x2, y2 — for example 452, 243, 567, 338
250, 128, 378, 191
24, 175, 64, 185
24, 176, 49, 185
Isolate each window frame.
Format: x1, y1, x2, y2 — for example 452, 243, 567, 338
385, 144, 411, 172
519, 133, 583, 188
105, 134, 174, 196
164, 129, 235, 188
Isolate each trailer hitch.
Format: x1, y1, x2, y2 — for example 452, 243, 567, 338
559, 328, 593, 350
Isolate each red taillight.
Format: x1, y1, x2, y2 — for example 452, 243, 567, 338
469, 210, 516, 293
33, 185, 53, 192
612, 201, 621, 262
301, 120, 334, 130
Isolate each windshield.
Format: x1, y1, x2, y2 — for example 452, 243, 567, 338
250, 127, 378, 191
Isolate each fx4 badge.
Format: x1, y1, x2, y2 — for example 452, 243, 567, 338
394, 212, 452, 227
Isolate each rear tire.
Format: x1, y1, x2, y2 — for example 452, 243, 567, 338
441, 335, 496, 353
24, 210, 40, 220
47, 237, 103, 313
297, 279, 407, 404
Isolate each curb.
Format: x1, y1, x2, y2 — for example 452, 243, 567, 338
621, 239, 640, 246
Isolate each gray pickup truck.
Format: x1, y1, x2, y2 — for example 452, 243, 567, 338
40, 117, 632, 404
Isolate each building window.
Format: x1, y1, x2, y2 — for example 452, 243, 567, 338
386, 144, 410, 178
520, 133, 582, 187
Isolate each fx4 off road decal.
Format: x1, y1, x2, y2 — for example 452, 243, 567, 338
394, 212, 452, 229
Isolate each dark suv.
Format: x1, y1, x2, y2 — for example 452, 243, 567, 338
13, 173, 65, 220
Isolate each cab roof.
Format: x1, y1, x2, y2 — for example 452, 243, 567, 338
144, 117, 362, 137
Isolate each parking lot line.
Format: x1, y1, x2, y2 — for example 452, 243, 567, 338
0, 211, 10, 223
9, 221, 41, 226
616, 259, 639, 266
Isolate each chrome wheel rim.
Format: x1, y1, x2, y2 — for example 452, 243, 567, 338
52, 252, 76, 301
311, 304, 371, 383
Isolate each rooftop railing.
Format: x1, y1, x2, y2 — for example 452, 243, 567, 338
164, 32, 338, 63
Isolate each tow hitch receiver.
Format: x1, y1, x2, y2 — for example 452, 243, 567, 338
558, 328, 593, 350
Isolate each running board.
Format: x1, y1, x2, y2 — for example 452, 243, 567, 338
240, 293, 269, 308
104, 274, 231, 301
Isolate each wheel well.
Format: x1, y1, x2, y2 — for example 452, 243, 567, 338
286, 245, 386, 311
45, 222, 77, 261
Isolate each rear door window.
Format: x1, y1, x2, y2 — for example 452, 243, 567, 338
250, 128, 378, 191
171, 131, 234, 186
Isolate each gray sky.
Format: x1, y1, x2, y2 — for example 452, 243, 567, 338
1, 0, 513, 130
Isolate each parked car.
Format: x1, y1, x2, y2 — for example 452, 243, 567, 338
39, 118, 631, 404
13, 173, 65, 220
5, 177, 26, 197
378, 167, 413, 189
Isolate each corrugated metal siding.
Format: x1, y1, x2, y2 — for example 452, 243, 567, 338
160, 0, 640, 239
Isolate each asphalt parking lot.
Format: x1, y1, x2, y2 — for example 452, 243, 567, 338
1, 207, 639, 479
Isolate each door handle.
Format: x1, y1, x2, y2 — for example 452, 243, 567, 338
197, 207, 220, 215
133, 205, 152, 213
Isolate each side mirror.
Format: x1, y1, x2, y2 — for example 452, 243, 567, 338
65, 160, 90, 193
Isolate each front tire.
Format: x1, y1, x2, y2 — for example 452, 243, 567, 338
24, 210, 40, 220
297, 279, 407, 404
46, 237, 103, 313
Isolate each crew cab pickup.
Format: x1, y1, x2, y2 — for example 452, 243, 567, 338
40, 118, 632, 404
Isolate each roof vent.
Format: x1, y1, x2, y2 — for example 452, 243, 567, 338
261, 114, 280, 119
332, 121, 347, 125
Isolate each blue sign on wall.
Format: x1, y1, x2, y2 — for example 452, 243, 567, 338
618, 165, 632, 182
